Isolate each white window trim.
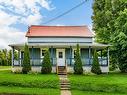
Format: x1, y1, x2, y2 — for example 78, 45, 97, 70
40, 48, 47, 58
72, 48, 80, 58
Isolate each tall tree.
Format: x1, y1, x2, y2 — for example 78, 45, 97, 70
92, 0, 127, 71
22, 44, 31, 74
7, 50, 12, 66
91, 50, 102, 74
92, 0, 126, 44
74, 44, 83, 74
41, 49, 52, 74
112, 32, 127, 73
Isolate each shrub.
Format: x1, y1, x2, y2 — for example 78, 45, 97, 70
74, 44, 83, 74
41, 50, 52, 74
22, 44, 31, 74
91, 49, 102, 74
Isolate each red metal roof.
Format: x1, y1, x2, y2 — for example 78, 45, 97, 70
26, 25, 93, 37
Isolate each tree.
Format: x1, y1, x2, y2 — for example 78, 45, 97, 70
92, 0, 127, 71
7, 50, 12, 66
112, 32, 127, 72
41, 49, 52, 74
74, 44, 83, 74
91, 50, 102, 74
92, 0, 126, 44
0, 49, 8, 66
22, 44, 31, 74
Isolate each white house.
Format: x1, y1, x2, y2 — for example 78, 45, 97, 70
9, 25, 110, 73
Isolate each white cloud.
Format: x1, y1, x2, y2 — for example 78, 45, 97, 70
56, 24, 65, 26
0, 0, 53, 25
0, 27, 26, 49
0, 0, 53, 49
0, 10, 19, 26
21, 11, 43, 25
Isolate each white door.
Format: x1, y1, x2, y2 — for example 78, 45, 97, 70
57, 49, 65, 66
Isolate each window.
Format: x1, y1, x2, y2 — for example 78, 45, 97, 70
59, 52, 63, 58
42, 50, 46, 57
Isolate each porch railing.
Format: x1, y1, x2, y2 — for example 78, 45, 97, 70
13, 57, 108, 66
65, 57, 108, 66
13, 58, 57, 66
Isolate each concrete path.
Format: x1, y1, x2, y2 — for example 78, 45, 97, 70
59, 75, 71, 95
61, 90, 71, 95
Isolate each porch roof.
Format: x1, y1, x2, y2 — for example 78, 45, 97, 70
9, 42, 111, 50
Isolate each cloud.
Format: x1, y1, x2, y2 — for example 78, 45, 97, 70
0, 27, 26, 49
0, 10, 19, 26
21, 11, 43, 25
55, 24, 65, 26
0, 0, 53, 25
0, 0, 53, 49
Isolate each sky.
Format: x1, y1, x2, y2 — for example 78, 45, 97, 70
0, 0, 93, 49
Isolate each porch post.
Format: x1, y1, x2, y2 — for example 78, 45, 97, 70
51, 46, 53, 65
12, 46, 14, 67
70, 46, 72, 66
32, 46, 34, 66
101, 50, 102, 65
18, 49, 21, 67
88, 46, 91, 65
107, 47, 110, 66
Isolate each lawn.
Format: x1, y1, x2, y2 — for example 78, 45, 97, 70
0, 66, 11, 69
0, 70, 60, 95
69, 73, 127, 95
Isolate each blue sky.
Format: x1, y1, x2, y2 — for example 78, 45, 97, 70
42, 0, 93, 26
0, 0, 93, 49
14, 0, 93, 32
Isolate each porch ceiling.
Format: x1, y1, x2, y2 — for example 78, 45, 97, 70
9, 42, 111, 50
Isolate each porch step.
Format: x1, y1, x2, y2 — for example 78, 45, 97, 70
57, 66, 67, 75
60, 82, 70, 85
60, 88, 70, 90
58, 73, 67, 75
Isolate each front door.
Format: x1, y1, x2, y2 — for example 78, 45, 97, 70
57, 49, 65, 66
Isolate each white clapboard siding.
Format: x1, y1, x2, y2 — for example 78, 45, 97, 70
28, 37, 93, 43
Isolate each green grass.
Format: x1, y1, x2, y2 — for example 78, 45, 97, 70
69, 73, 127, 95
0, 86, 60, 95
71, 90, 126, 95
0, 70, 60, 95
0, 66, 11, 69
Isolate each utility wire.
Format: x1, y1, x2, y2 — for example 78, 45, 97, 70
42, 1, 86, 24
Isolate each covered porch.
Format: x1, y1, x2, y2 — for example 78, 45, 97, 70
10, 43, 110, 73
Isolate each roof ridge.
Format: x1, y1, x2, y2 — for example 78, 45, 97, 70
30, 25, 88, 27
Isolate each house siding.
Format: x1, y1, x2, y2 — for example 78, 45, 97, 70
28, 37, 92, 43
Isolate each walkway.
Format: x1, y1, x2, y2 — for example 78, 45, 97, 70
59, 75, 71, 95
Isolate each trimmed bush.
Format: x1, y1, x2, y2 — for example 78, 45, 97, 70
41, 50, 52, 74
74, 44, 83, 74
22, 44, 31, 74
91, 49, 102, 75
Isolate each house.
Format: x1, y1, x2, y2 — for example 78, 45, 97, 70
9, 25, 110, 73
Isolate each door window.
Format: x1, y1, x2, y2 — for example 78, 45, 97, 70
59, 52, 63, 58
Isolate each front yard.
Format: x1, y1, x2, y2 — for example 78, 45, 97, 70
69, 73, 127, 95
1, 69, 127, 95
0, 70, 60, 95
0, 66, 11, 69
